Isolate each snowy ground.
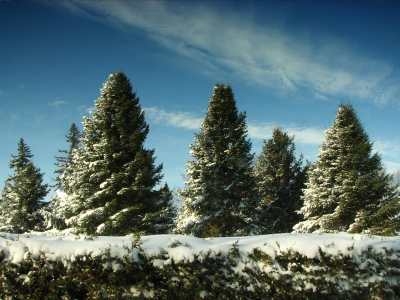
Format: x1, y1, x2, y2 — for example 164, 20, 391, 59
1, 232, 400, 266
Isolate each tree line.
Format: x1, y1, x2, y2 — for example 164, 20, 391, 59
0, 71, 399, 236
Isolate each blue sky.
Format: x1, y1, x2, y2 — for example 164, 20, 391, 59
1, 1, 400, 199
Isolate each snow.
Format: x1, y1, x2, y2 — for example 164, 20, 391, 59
99, 181, 108, 189
1, 232, 399, 268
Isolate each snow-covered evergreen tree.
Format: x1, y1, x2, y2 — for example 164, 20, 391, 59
45, 123, 83, 230
0, 138, 49, 233
174, 84, 262, 237
59, 71, 172, 235
53, 123, 82, 192
294, 103, 400, 235
254, 127, 307, 233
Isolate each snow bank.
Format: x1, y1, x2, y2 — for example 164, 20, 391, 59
1, 232, 399, 266
1, 232, 399, 299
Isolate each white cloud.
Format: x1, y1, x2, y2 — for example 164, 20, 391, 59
144, 107, 202, 130
48, 99, 68, 106
314, 93, 331, 102
144, 106, 324, 146
78, 105, 96, 114
366, 139, 400, 174
248, 123, 325, 145
374, 140, 400, 158
285, 126, 325, 146
58, 2, 399, 105
383, 161, 400, 174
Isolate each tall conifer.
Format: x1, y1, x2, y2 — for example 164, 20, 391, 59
175, 84, 262, 237
294, 103, 399, 234
0, 138, 49, 233
254, 127, 307, 233
53, 123, 82, 192
60, 72, 172, 235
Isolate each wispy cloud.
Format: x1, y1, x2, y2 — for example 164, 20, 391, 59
78, 105, 96, 114
144, 106, 325, 145
248, 123, 325, 145
144, 107, 202, 130
57, 2, 399, 106
374, 140, 400, 158
48, 99, 68, 107
382, 161, 400, 174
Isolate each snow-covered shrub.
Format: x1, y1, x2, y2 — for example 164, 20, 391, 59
1, 233, 399, 299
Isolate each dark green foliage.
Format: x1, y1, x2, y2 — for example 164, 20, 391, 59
176, 84, 261, 237
61, 72, 170, 235
296, 103, 400, 235
1, 237, 399, 299
254, 127, 308, 233
9, 138, 33, 170
141, 183, 177, 235
0, 139, 49, 233
53, 123, 82, 192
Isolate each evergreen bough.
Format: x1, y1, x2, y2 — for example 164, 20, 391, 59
294, 103, 400, 235
175, 84, 262, 237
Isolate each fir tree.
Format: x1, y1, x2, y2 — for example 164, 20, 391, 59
254, 127, 307, 233
60, 71, 170, 235
175, 84, 262, 237
0, 138, 49, 233
294, 103, 400, 235
47, 123, 83, 230
53, 123, 82, 192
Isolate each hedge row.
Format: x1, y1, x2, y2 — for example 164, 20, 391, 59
1, 236, 399, 299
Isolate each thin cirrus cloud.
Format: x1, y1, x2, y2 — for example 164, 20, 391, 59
144, 107, 203, 130
77, 105, 96, 114
248, 123, 325, 146
144, 107, 400, 154
48, 100, 68, 106
374, 140, 400, 158
383, 161, 400, 174
144, 106, 325, 146
57, 1, 399, 106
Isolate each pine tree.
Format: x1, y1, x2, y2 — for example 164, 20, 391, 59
254, 127, 307, 233
174, 84, 262, 237
45, 123, 84, 230
294, 103, 400, 235
0, 138, 49, 233
60, 71, 169, 235
53, 123, 82, 191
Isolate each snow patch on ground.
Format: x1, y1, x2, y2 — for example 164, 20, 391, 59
1, 232, 399, 267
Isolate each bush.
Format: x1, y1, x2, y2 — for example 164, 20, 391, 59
1, 234, 399, 299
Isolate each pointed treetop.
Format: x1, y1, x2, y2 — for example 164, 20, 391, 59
294, 101, 398, 234
57, 71, 166, 236
10, 138, 33, 170
66, 123, 82, 154
176, 83, 258, 237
